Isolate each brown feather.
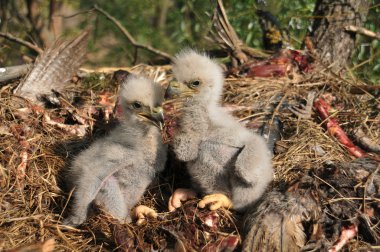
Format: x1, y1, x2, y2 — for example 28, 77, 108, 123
14, 30, 89, 103
242, 188, 320, 252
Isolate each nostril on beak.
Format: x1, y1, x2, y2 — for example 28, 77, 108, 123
152, 106, 164, 123
152, 107, 161, 114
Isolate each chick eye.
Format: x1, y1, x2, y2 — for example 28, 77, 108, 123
132, 101, 142, 109
190, 80, 200, 88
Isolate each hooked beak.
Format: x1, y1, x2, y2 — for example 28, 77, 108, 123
138, 106, 164, 130
150, 106, 164, 130
165, 80, 195, 99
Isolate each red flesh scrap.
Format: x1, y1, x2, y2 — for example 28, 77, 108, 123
162, 102, 180, 143
98, 91, 117, 122
245, 49, 312, 77
247, 63, 289, 78
313, 97, 366, 158
9, 124, 31, 187
328, 224, 358, 252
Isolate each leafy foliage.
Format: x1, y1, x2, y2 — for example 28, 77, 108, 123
351, 2, 380, 83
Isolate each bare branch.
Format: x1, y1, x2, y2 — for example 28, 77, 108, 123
56, 8, 95, 19
345, 25, 380, 41
210, 0, 248, 65
0, 64, 32, 83
289, 91, 316, 119
353, 128, 380, 154
93, 5, 173, 62
0, 32, 43, 54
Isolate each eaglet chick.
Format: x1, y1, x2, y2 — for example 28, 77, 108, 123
63, 75, 167, 226
165, 50, 273, 212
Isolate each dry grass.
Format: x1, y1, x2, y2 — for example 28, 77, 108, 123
0, 64, 379, 251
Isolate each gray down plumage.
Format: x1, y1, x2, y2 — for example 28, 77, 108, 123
63, 75, 167, 226
167, 50, 273, 211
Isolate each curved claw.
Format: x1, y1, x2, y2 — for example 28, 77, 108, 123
132, 205, 158, 226
198, 193, 233, 211
168, 188, 197, 212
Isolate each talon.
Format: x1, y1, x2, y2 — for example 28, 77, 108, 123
132, 205, 157, 226
198, 193, 233, 210
168, 188, 197, 212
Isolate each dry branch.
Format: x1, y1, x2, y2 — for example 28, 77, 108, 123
289, 91, 316, 119
94, 5, 173, 62
345, 25, 380, 41
354, 128, 380, 154
210, 0, 268, 67
0, 32, 43, 54
349, 85, 380, 95
211, 0, 248, 64
8, 238, 55, 252
0, 64, 32, 83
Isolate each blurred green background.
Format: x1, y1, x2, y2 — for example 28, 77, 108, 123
0, 0, 379, 83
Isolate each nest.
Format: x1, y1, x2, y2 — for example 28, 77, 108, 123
0, 63, 379, 251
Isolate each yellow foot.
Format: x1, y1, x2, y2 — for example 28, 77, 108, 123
168, 188, 197, 212
41, 239, 56, 252
198, 193, 233, 211
132, 205, 158, 226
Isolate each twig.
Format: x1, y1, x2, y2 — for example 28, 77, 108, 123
0, 64, 32, 83
289, 91, 316, 119
210, 0, 248, 65
345, 25, 380, 41
93, 5, 173, 62
55, 8, 95, 19
354, 128, 380, 154
349, 85, 380, 95
44, 113, 88, 137
0, 32, 43, 54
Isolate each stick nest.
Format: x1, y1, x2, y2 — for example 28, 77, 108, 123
0, 64, 379, 251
